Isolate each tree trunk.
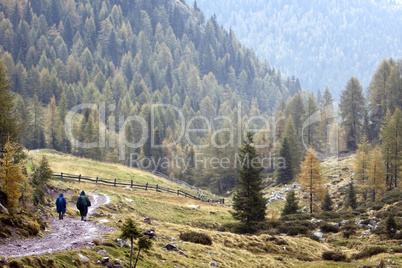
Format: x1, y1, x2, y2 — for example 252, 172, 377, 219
129, 239, 133, 268
133, 248, 141, 268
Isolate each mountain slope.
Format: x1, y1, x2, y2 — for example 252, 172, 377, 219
196, 0, 402, 96
0, 0, 301, 192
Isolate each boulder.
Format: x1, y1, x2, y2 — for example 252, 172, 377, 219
314, 232, 324, 238
209, 261, 219, 267
105, 262, 114, 268
164, 243, 179, 251
116, 238, 131, 248
101, 257, 110, 263
188, 204, 200, 209
178, 250, 188, 257
97, 249, 107, 256
144, 217, 151, 224
143, 230, 156, 239
77, 254, 90, 262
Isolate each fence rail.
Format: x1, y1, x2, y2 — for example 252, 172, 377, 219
52, 172, 224, 204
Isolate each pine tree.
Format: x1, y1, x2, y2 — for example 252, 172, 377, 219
134, 236, 153, 268
0, 60, 20, 147
321, 192, 333, 211
344, 181, 358, 210
298, 147, 325, 214
281, 191, 299, 216
339, 77, 365, 151
231, 132, 266, 230
120, 218, 142, 268
367, 146, 386, 202
284, 116, 302, 174
275, 137, 293, 185
45, 96, 62, 150
386, 214, 397, 238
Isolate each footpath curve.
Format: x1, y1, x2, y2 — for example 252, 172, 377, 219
0, 193, 114, 258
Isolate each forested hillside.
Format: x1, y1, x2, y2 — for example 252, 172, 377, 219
196, 0, 402, 96
0, 0, 301, 193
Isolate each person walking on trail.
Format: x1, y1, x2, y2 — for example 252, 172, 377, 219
76, 191, 91, 221
55, 193, 67, 220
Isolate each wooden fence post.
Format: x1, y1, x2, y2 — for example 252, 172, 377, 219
96, 177, 98, 184
114, 178, 116, 187
145, 183, 148, 191
131, 180, 133, 188
79, 174, 81, 183
61, 172, 63, 180
177, 190, 179, 196
156, 184, 158, 192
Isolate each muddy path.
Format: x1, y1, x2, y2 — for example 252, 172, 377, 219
0, 193, 114, 258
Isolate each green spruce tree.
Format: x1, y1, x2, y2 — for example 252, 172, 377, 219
231, 132, 266, 232
345, 181, 358, 210
339, 77, 365, 151
281, 191, 299, 216
321, 192, 333, 211
275, 137, 293, 185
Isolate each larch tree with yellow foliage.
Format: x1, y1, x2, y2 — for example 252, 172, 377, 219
353, 136, 371, 201
298, 147, 325, 214
0, 138, 26, 211
367, 146, 386, 202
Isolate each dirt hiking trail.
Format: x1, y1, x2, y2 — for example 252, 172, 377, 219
0, 193, 114, 258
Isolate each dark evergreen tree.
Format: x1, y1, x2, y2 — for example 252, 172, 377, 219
275, 137, 293, 185
386, 214, 397, 238
281, 191, 299, 216
321, 192, 333, 211
339, 77, 365, 151
0, 61, 20, 147
345, 181, 358, 210
231, 132, 266, 231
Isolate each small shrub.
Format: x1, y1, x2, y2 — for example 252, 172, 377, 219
279, 223, 309, 236
320, 223, 339, 233
27, 221, 40, 235
316, 211, 341, 221
381, 188, 402, 204
280, 214, 311, 221
9, 260, 24, 268
322, 251, 347, 262
351, 246, 387, 259
179, 231, 212, 245
371, 202, 385, 210
306, 233, 320, 242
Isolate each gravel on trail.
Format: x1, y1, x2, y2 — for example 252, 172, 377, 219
0, 193, 114, 258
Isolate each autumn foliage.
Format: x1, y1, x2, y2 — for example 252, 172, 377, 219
298, 147, 325, 214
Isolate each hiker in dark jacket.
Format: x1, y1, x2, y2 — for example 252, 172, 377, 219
55, 193, 67, 220
76, 190, 91, 221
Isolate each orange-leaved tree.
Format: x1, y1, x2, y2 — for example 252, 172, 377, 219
298, 146, 325, 214
0, 138, 26, 211
367, 146, 386, 202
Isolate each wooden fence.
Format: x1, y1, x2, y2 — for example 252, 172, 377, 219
52, 172, 224, 204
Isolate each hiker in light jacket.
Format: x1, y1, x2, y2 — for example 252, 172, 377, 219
55, 193, 67, 220
76, 191, 91, 221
